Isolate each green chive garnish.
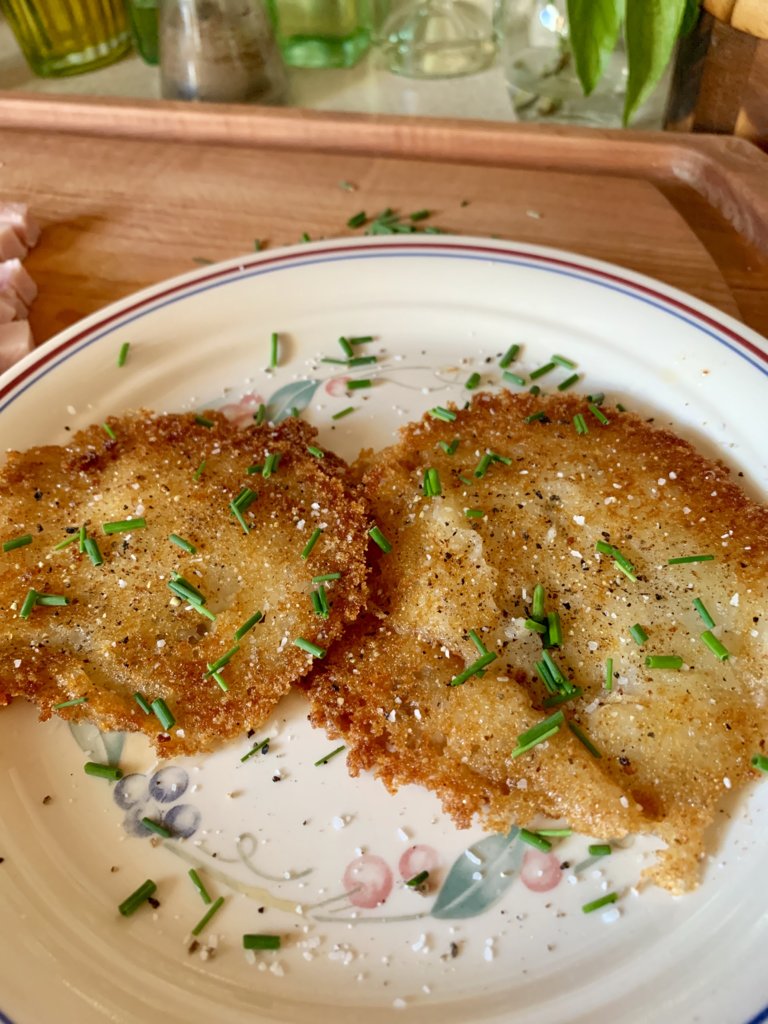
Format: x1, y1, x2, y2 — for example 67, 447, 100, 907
582, 893, 617, 914
530, 362, 556, 380
301, 527, 323, 560
405, 870, 430, 888
529, 385, 541, 396
240, 738, 269, 762
557, 373, 580, 391
188, 868, 212, 904
312, 573, 341, 583
194, 415, 214, 428
205, 645, 240, 677
439, 437, 460, 455
168, 576, 207, 605
588, 844, 612, 857
595, 541, 637, 582
466, 372, 481, 390
53, 695, 88, 709
331, 406, 355, 420
589, 403, 609, 425
193, 459, 206, 480
547, 611, 562, 646
448, 651, 497, 687
604, 657, 613, 691
348, 336, 374, 344
118, 879, 156, 917
368, 525, 392, 553
588, 392, 605, 405
464, 508, 485, 519
567, 720, 602, 758
519, 829, 552, 852
19, 589, 38, 618
543, 688, 583, 707
84, 761, 123, 780
552, 354, 577, 369
524, 410, 548, 424
117, 341, 130, 367
102, 518, 146, 535
78, 523, 86, 551
243, 934, 281, 950
629, 624, 648, 646
532, 583, 546, 622
338, 336, 354, 358
230, 501, 249, 534
410, 209, 430, 222
84, 537, 103, 566
668, 554, 715, 565
573, 413, 588, 435
151, 698, 175, 731
537, 828, 573, 837
347, 378, 372, 391
191, 895, 225, 936
134, 692, 152, 715
499, 344, 520, 368
3, 534, 32, 552
103, 422, 116, 440
645, 655, 683, 670
428, 406, 456, 422
53, 533, 78, 551
511, 711, 564, 758
692, 598, 715, 629
234, 610, 263, 640
169, 534, 197, 554
346, 355, 377, 367
314, 744, 346, 766
422, 467, 442, 497
473, 453, 493, 478
503, 371, 526, 386
346, 211, 367, 228
36, 593, 68, 607
701, 630, 730, 661
208, 667, 228, 692
270, 332, 280, 368
293, 637, 326, 658
141, 817, 172, 839
254, 403, 267, 426
262, 453, 281, 477
525, 618, 547, 633
751, 754, 768, 773
307, 445, 324, 458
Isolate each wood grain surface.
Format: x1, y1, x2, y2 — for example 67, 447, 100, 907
0, 99, 767, 345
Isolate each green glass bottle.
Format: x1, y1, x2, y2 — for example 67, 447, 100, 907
266, 0, 371, 68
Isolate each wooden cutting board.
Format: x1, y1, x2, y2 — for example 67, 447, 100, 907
0, 95, 767, 345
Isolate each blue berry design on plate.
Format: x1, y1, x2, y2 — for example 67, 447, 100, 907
114, 765, 201, 839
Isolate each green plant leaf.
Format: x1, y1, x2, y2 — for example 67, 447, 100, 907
265, 378, 320, 423
431, 827, 522, 919
624, 0, 688, 124
567, 0, 624, 96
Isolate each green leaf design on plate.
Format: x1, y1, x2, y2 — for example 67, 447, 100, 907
266, 379, 320, 424
431, 827, 521, 919
68, 722, 125, 767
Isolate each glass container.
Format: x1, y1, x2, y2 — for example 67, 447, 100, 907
265, 0, 370, 68
0, 0, 132, 77
378, 0, 495, 78
127, 0, 160, 65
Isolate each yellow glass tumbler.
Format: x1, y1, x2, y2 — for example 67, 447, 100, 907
0, 0, 132, 77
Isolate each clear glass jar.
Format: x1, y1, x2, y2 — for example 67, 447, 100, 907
265, 0, 371, 68
0, 0, 132, 77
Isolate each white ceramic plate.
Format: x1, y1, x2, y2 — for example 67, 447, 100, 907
1, 237, 767, 1024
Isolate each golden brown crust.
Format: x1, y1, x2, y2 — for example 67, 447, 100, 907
305, 390, 768, 892
0, 411, 369, 756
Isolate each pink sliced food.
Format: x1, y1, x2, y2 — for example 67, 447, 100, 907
0, 224, 27, 261
0, 202, 40, 247
0, 259, 37, 306
0, 320, 34, 374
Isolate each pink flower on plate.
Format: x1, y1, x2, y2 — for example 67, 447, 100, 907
398, 844, 439, 881
342, 854, 393, 909
219, 391, 265, 427
325, 376, 350, 398
520, 849, 562, 893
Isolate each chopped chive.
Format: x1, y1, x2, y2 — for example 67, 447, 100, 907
338, 336, 354, 358
595, 542, 637, 582
410, 209, 430, 221
84, 536, 103, 566
588, 844, 612, 857
692, 598, 715, 629
20, 589, 39, 617
604, 657, 613, 691
645, 655, 683, 670
331, 406, 355, 420
629, 624, 648, 646
134, 692, 152, 715
368, 525, 392, 553
79, 524, 86, 552
270, 332, 280, 368
467, 629, 489, 657
567, 720, 602, 758
312, 585, 329, 618
193, 459, 206, 480
573, 413, 588, 435
168, 577, 207, 605
314, 744, 346, 766
347, 378, 372, 391
230, 500, 250, 534
405, 870, 430, 887
535, 658, 557, 694
253, 239, 263, 251
425, 467, 442, 497
151, 698, 175, 731
464, 508, 485, 519
616, 403, 627, 412
36, 593, 69, 607
541, 650, 572, 692
84, 761, 123, 780
537, 828, 573, 837
668, 554, 715, 565
339, 180, 356, 191
205, 644, 240, 676
118, 879, 157, 917
530, 362, 556, 380
232, 487, 258, 512
428, 406, 456, 422
547, 611, 562, 646
511, 711, 565, 758
473, 452, 493, 478
194, 415, 214, 428
552, 354, 577, 369
307, 445, 325, 458
188, 868, 212, 905
346, 355, 377, 367
557, 373, 580, 391
519, 829, 552, 852
459, 475, 474, 486
499, 344, 520, 368
301, 232, 310, 242
254, 403, 267, 426
169, 533, 197, 554
348, 336, 374, 344
241, 738, 270, 762
117, 341, 130, 367
466, 372, 481, 390
293, 637, 326, 658
321, 358, 348, 366
439, 437, 460, 456
246, 464, 264, 475
103, 422, 117, 440
191, 603, 216, 622
503, 371, 526, 386
589, 403, 609, 425
243, 934, 281, 951
53, 533, 78, 551
209, 668, 229, 692
543, 687, 583, 707
529, 385, 541, 396
524, 410, 548, 424
582, 892, 617, 914
588, 392, 605, 405
262, 453, 281, 477
3, 534, 32, 552
532, 583, 546, 622
191, 895, 225, 936
448, 651, 497, 687
346, 211, 367, 228
312, 573, 341, 583
301, 527, 323, 560
525, 618, 547, 634
700, 630, 730, 661
751, 754, 768, 773
53, 695, 88, 709
141, 817, 172, 839
234, 610, 263, 640
102, 518, 146, 535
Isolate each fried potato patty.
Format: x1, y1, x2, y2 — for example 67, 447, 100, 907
305, 391, 768, 892
0, 411, 368, 755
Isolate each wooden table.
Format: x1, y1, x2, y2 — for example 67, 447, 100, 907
0, 94, 767, 347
